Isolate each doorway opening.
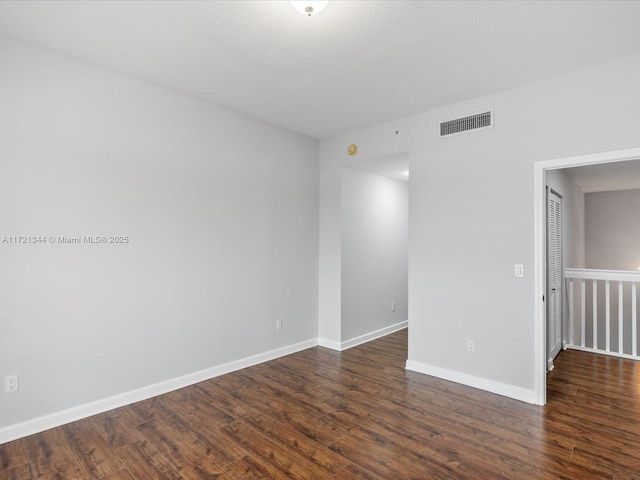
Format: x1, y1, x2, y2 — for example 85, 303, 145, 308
534, 147, 640, 405
339, 151, 409, 350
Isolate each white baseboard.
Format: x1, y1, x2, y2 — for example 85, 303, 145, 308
340, 321, 408, 351
405, 359, 539, 405
317, 337, 342, 350
319, 321, 408, 352
0, 338, 318, 445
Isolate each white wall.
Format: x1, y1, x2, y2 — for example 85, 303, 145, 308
0, 35, 319, 433
546, 169, 585, 269
585, 189, 640, 270
341, 167, 408, 341
319, 53, 640, 403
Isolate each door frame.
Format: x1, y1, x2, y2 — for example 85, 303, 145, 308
534, 146, 640, 405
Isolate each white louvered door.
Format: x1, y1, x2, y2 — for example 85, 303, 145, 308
547, 189, 562, 371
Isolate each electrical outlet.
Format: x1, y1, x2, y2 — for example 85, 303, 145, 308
515, 264, 524, 277
276, 318, 282, 331
467, 339, 476, 352
5, 374, 18, 394
391, 303, 396, 312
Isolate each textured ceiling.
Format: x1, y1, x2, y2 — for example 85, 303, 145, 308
1, 1, 640, 139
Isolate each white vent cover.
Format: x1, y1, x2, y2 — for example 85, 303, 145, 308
440, 110, 493, 137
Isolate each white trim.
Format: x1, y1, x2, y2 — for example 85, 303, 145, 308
564, 268, 640, 282
405, 360, 537, 405
340, 321, 408, 351
317, 337, 342, 350
318, 321, 408, 352
534, 146, 640, 407
537, 147, 640, 171
534, 160, 546, 405
0, 338, 317, 445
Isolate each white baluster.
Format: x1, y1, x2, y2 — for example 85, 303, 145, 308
569, 279, 574, 347
606, 280, 610, 352
593, 280, 598, 350
619, 282, 624, 354
633, 283, 637, 357
581, 280, 586, 348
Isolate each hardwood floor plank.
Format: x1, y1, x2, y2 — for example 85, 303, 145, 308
330, 462, 383, 480
138, 391, 247, 468
254, 408, 347, 448
223, 454, 289, 480
89, 411, 146, 449
185, 422, 249, 469
570, 441, 640, 477
136, 419, 231, 479
539, 459, 614, 480
240, 412, 349, 475
220, 420, 334, 480
0, 438, 28, 471
109, 401, 156, 427
99, 468, 136, 480
22, 427, 90, 479
165, 387, 236, 429
0, 462, 34, 480
63, 418, 125, 478
328, 433, 455, 479
195, 382, 264, 420
199, 380, 348, 447
228, 382, 329, 422
115, 440, 184, 480
126, 396, 171, 425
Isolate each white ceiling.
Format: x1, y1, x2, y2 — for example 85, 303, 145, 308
347, 152, 410, 183
565, 160, 640, 194
1, 1, 640, 140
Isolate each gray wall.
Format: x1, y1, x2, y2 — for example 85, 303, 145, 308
341, 167, 408, 341
319, 53, 640, 402
586, 189, 640, 270
546, 169, 586, 270
0, 36, 319, 429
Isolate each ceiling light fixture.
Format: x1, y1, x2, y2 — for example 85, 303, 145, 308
290, 1, 328, 16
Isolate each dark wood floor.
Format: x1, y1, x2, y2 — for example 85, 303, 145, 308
2, 329, 640, 479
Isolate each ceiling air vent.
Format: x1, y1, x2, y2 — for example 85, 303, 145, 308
440, 110, 493, 137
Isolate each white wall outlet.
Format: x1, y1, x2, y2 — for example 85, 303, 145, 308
467, 339, 476, 352
515, 264, 524, 277
391, 303, 396, 312
276, 318, 282, 330
5, 374, 18, 394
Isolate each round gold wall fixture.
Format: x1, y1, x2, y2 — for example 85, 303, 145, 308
347, 144, 358, 156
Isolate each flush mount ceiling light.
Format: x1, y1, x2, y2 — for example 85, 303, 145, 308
290, 1, 328, 16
